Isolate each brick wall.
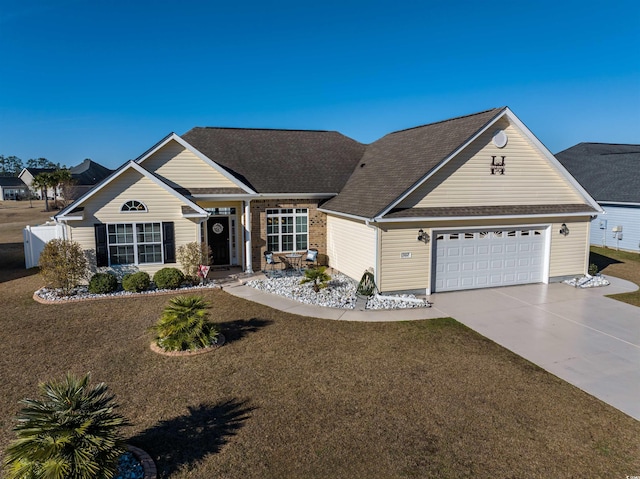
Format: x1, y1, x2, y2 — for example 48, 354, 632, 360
250, 199, 327, 271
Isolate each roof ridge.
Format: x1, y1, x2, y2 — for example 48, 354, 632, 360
386, 107, 505, 136
187, 126, 335, 134
577, 142, 640, 147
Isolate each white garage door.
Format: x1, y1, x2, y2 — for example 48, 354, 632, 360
434, 228, 546, 292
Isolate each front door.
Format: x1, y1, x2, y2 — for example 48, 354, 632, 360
207, 216, 230, 266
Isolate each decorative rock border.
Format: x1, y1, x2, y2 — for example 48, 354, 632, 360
149, 333, 226, 357
33, 284, 223, 305
127, 445, 157, 479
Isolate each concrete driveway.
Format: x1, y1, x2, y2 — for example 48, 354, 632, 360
429, 276, 640, 421
226, 274, 639, 420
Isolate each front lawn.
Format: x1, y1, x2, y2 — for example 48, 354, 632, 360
590, 245, 640, 307
0, 203, 639, 478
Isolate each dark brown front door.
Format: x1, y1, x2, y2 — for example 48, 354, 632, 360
207, 217, 230, 265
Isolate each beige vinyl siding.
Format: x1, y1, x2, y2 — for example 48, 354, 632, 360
326, 215, 376, 281
398, 118, 583, 208
549, 219, 590, 278
379, 224, 430, 293
142, 140, 240, 190
66, 168, 200, 275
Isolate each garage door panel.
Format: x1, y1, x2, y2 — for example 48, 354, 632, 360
434, 227, 546, 292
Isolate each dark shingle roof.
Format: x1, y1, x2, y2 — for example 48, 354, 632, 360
0, 177, 27, 187
384, 204, 597, 219
180, 128, 366, 194
555, 143, 640, 204
24, 167, 56, 176
69, 159, 113, 186
322, 108, 506, 218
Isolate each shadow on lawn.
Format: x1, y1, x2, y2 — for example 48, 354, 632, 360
130, 399, 255, 477
0, 243, 39, 284
216, 318, 272, 344
589, 251, 623, 271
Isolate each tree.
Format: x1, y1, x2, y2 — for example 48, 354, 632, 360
0, 155, 24, 176
53, 168, 74, 207
3, 373, 129, 479
26, 157, 56, 169
39, 238, 88, 296
31, 172, 53, 211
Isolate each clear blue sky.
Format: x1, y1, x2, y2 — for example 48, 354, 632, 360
1, 0, 638, 170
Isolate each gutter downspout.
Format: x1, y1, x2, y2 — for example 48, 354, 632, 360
365, 219, 379, 290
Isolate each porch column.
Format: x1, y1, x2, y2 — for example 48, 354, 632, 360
243, 200, 253, 273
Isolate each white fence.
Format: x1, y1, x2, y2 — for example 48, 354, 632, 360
23, 223, 67, 269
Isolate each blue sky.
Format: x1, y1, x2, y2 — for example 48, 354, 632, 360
1, 0, 638, 170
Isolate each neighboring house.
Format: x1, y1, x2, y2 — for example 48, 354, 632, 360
0, 177, 29, 200
67, 159, 114, 199
55, 107, 600, 294
556, 143, 640, 252
19, 167, 57, 199
19, 160, 113, 201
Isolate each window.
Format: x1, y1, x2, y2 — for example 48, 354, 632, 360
107, 223, 162, 264
266, 208, 308, 252
121, 200, 147, 212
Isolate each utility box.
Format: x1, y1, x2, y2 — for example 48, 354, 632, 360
612, 226, 623, 232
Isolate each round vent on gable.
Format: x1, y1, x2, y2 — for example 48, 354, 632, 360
492, 129, 508, 148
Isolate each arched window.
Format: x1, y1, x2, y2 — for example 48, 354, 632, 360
121, 200, 147, 212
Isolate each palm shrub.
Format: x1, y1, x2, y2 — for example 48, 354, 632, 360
152, 295, 219, 351
3, 373, 129, 479
300, 266, 331, 293
39, 239, 88, 296
177, 242, 212, 283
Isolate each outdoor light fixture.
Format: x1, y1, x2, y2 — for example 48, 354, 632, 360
417, 229, 429, 243
559, 223, 570, 236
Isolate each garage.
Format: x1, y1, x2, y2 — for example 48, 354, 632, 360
433, 228, 546, 292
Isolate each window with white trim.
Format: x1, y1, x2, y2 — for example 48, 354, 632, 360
107, 223, 162, 265
121, 200, 147, 212
266, 208, 308, 252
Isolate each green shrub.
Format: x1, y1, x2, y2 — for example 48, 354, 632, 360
588, 263, 599, 276
3, 373, 129, 479
153, 267, 185, 290
300, 266, 331, 293
152, 295, 219, 351
122, 271, 150, 292
88, 272, 118, 294
39, 239, 88, 296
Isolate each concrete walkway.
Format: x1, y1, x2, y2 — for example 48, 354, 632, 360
223, 276, 640, 420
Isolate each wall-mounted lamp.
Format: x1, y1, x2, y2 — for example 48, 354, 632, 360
559, 223, 570, 236
417, 229, 429, 243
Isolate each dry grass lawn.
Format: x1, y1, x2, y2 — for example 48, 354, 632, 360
590, 245, 640, 307
1, 202, 639, 478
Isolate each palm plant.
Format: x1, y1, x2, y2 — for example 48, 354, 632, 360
152, 295, 219, 351
3, 373, 129, 479
31, 172, 52, 212
300, 266, 331, 293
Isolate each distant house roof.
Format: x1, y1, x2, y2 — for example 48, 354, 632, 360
555, 143, 640, 204
322, 108, 506, 218
69, 159, 113, 186
0, 177, 27, 187
23, 167, 56, 177
180, 128, 366, 194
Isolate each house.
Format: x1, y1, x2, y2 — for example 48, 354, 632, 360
556, 143, 640, 252
54, 107, 601, 294
19, 167, 57, 199
19, 160, 113, 201
67, 159, 114, 199
0, 177, 29, 200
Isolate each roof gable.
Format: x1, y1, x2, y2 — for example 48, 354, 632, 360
555, 143, 640, 204
69, 159, 113, 186
321, 108, 506, 218
56, 161, 207, 220
180, 128, 366, 194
